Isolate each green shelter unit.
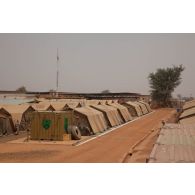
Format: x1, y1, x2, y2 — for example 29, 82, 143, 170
30, 111, 73, 141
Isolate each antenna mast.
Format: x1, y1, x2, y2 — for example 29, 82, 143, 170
56, 48, 59, 97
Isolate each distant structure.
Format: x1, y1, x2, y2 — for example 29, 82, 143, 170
0, 90, 150, 103
56, 48, 60, 97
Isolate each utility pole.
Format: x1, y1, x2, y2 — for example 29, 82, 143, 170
56, 48, 59, 98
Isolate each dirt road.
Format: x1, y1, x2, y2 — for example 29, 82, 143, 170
0, 108, 175, 163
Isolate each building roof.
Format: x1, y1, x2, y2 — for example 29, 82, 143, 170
74, 106, 108, 134
90, 104, 123, 127
0, 98, 37, 105
149, 123, 195, 163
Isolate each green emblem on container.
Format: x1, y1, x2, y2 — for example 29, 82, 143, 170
42, 119, 51, 130
64, 118, 68, 133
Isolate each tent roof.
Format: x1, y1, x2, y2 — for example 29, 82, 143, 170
180, 116, 195, 125
0, 104, 34, 125
180, 107, 195, 119
183, 100, 195, 110
149, 123, 195, 163
126, 101, 143, 116
64, 102, 82, 110
31, 102, 55, 111
0, 107, 12, 117
134, 101, 148, 115
91, 104, 122, 127
50, 102, 67, 111
1, 104, 32, 114
85, 100, 101, 106
108, 103, 132, 122
139, 101, 152, 112
74, 106, 108, 133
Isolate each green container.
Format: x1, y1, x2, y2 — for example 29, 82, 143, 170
30, 111, 73, 141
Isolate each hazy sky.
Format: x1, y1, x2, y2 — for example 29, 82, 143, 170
0, 33, 195, 96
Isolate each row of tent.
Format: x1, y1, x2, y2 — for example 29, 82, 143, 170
179, 100, 195, 125
149, 123, 195, 163
148, 100, 195, 163
0, 99, 152, 136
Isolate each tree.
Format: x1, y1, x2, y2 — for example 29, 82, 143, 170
16, 86, 27, 93
101, 89, 111, 93
148, 65, 185, 107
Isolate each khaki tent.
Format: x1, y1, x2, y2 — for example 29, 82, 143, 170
112, 100, 119, 103
107, 103, 132, 122
99, 100, 107, 105
84, 100, 100, 106
105, 100, 113, 104
0, 108, 15, 135
183, 100, 195, 110
180, 116, 195, 125
1, 104, 35, 131
73, 106, 108, 134
134, 101, 148, 115
86, 100, 101, 105
179, 107, 195, 120
50, 102, 67, 111
90, 104, 123, 127
139, 101, 152, 112
122, 101, 143, 117
32, 102, 55, 111
63, 102, 82, 110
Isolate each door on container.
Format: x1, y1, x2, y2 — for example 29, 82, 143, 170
56, 112, 73, 141
55, 113, 61, 140
63, 112, 73, 134
54, 113, 68, 141
30, 113, 37, 139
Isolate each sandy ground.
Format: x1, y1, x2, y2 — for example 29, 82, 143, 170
0, 108, 175, 163
7, 136, 90, 146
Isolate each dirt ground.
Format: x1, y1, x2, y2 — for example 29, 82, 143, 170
0, 108, 176, 163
